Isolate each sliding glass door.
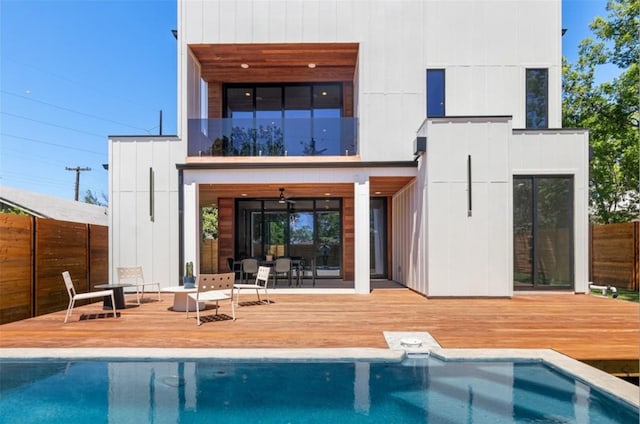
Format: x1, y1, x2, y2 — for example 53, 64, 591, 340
513, 176, 574, 290
236, 198, 342, 279
370, 198, 387, 278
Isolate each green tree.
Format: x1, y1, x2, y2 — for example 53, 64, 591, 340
83, 189, 108, 206
201, 206, 218, 239
0, 204, 29, 215
563, 0, 639, 223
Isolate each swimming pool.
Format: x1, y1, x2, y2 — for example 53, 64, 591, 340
1, 352, 637, 423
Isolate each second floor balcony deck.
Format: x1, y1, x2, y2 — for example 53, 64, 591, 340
188, 118, 358, 158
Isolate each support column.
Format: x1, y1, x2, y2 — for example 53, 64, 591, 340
354, 177, 370, 293
183, 182, 199, 273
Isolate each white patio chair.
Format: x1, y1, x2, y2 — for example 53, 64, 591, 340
117, 266, 161, 305
62, 271, 117, 324
186, 273, 236, 325
234, 266, 271, 306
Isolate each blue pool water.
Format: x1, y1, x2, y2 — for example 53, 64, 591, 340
0, 356, 637, 423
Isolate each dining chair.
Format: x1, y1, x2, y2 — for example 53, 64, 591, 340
62, 271, 117, 323
273, 257, 292, 287
241, 258, 259, 283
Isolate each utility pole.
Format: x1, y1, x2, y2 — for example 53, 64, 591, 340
65, 166, 91, 201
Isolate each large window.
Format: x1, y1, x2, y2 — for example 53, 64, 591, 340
224, 83, 343, 156
235, 198, 342, 279
370, 198, 387, 278
426, 69, 445, 117
525, 69, 548, 128
513, 176, 573, 290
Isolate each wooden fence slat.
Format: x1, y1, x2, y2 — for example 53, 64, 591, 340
0, 214, 33, 324
591, 222, 640, 290
0, 213, 108, 323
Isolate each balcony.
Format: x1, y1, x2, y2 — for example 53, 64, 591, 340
188, 118, 358, 157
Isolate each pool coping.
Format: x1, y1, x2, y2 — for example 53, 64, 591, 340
1, 347, 638, 409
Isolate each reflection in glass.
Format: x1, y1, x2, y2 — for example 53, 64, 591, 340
427, 69, 445, 117
526, 69, 548, 129
188, 83, 355, 157
370, 198, 387, 277
513, 176, 573, 289
2, 359, 636, 423
513, 178, 533, 286
236, 198, 342, 278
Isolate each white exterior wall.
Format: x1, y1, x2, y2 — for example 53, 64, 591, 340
425, 0, 562, 129
108, 137, 183, 286
409, 120, 588, 297
424, 118, 512, 297
392, 171, 428, 295
511, 130, 590, 293
178, 0, 563, 157
109, 0, 579, 296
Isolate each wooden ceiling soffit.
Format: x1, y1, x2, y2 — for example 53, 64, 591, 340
198, 177, 415, 206
191, 43, 359, 83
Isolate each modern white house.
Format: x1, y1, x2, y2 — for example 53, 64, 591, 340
108, 0, 589, 297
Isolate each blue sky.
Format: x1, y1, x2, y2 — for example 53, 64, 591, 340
0, 0, 616, 201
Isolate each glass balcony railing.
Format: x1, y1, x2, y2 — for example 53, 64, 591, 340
187, 118, 358, 157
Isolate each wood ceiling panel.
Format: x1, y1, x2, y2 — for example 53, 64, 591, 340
198, 177, 414, 207
202, 67, 355, 83
191, 42, 359, 83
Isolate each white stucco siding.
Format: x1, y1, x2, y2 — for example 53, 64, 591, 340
511, 130, 590, 293
108, 137, 183, 288
425, 0, 562, 128
180, 0, 563, 162
392, 174, 428, 295
425, 118, 512, 297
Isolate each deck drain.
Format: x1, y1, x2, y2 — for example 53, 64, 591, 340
400, 338, 423, 348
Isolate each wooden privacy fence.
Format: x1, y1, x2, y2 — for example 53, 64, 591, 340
590, 222, 640, 291
0, 213, 108, 324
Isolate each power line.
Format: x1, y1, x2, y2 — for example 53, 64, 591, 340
0, 132, 103, 155
1, 89, 152, 133
4, 57, 160, 113
1, 111, 106, 138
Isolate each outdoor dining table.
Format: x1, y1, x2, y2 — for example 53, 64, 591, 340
234, 258, 313, 286
94, 283, 134, 310
161, 286, 205, 312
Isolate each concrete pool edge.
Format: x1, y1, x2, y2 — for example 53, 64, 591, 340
0, 347, 404, 362
429, 348, 640, 409
1, 347, 638, 409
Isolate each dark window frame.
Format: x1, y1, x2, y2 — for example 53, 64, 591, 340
525, 68, 549, 129
223, 82, 343, 119
426, 69, 446, 118
513, 175, 574, 290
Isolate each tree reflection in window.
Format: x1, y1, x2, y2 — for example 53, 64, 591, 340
526, 69, 548, 129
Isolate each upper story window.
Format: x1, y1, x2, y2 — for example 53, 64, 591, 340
525, 69, 549, 129
200, 77, 208, 135
225, 83, 342, 119
219, 83, 351, 156
426, 69, 445, 118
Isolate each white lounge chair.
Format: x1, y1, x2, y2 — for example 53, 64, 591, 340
62, 271, 117, 323
234, 265, 270, 306
117, 266, 161, 305
186, 273, 236, 325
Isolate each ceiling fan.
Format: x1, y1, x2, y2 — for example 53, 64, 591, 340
278, 187, 296, 204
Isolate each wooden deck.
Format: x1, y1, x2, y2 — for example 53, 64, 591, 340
1, 288, 638, 375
